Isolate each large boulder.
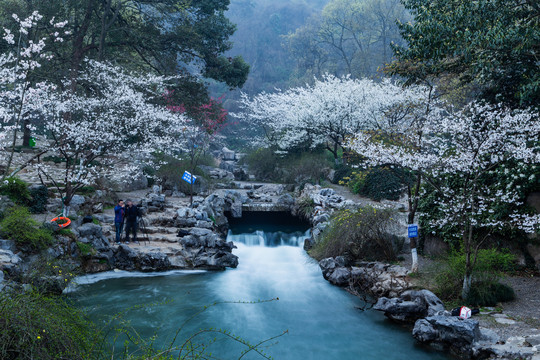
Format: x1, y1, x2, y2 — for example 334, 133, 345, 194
113, 245, 171, 272
349, 262, 410, 298
77, 223, 102, 238
113, 244, 139, 270
327, 267, 351, 286
69, 195, 86, 213
221, 147, 236, 161
319, 256, 349, 279
255, 184, 285, 196
276, 194, 295, 208
138, 252, 171, 272
413, 315, 481, 356
373, 290, 445, 323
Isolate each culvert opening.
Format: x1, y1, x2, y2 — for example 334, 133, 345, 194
225, 211, 310, 235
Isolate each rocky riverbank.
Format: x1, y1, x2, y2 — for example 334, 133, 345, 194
296, 184, 540, 360
0, 181, 302, 292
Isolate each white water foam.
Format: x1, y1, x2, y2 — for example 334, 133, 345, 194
63, 269, 207, 293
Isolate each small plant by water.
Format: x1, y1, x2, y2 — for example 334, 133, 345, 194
0, 206, 54, 251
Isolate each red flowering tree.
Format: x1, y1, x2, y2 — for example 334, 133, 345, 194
164, 91, 228, 205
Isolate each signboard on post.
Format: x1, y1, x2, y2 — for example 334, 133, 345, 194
408, 224, 418, 238
182, 171, 196, 184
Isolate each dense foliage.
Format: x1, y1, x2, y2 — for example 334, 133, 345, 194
389, 0, 540, 108
0, 0, 249, 103
0, 206, 54, 251
342, 166, 412, 201
434, 249, 516, 306
0, 290, 101, 360
310, 207, 399, 261
241, 148, 333, 184
0, 177, 31, 205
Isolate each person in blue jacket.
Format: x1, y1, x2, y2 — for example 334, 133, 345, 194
114, 200, 125, 243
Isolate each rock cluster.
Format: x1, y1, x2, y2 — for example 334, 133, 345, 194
319, 257, 411, 298
0, 240, 21, 281
374, 289, 446, 323
216, 147, 249, 181
413, 316, 482, 356
177, 227, 238, 269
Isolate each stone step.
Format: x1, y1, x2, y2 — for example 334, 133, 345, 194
145, 233, 179, 243
141, 226, 177, 235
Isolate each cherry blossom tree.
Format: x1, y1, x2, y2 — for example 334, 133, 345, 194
349, 102, 540, 298
0, 12, 67, 180
235, 75, 429, 163
33, 60, 191, 216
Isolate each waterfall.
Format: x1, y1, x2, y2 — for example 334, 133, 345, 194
227, 229, 310, 247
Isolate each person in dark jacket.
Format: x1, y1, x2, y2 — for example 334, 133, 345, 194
124, 200, 140, 243
114, 200, 125, 243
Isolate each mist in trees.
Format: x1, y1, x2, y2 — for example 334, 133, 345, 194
218, 0, 407, 103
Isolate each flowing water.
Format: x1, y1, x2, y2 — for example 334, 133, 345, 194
71, 220, 449, 359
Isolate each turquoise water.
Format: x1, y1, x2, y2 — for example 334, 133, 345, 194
71, 228, 449, 359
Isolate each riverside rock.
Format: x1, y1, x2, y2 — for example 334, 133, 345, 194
319, 256, 348, 279
413, 316, 481, 356
113, 245, 171, 272
349, 262, 410, 298
373, 290, 445, 323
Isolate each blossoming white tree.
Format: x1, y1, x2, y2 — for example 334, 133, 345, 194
349, 102, 540, 298
34, 60, 191, 215
235, 75, 429, 163
0, 12, 67, 179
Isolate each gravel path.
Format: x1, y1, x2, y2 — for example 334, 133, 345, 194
500, 276, 540, 326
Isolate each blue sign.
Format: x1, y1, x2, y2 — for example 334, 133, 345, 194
182, 171, 197, 184
408, 224, 418, 238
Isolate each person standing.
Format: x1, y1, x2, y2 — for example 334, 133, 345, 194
114, 200, 125, 244
124, 200, 140, 243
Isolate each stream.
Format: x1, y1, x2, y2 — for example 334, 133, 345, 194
71, 218, 449, 359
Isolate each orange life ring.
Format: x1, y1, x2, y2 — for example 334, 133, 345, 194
51, 216, 71, 228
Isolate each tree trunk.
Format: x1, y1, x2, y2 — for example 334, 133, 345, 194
462, 272, 472, 300
409, 229, 419, 272
408, 174, 422, 272
22, 118, 31, 147
462, 220, 474, 300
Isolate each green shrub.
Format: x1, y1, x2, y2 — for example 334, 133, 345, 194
243, 148, 333, 184
28, 185, 49, 213
242, 147, 281, 181
309, 206, 398, 262
0, 177, 31, 205
297, 196, 315, 220
333, 164, 353, 185
78, 186, 96, 196
0, 206, 54, 251
466, 282, 515, 306
362, 167, 405, 201
282, 152, 332, 185
76, 242, 97, 257
0, 289, 102, 360
434, 249, 517, 305
57, 228, 76, 240
340, 166, 411, 201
